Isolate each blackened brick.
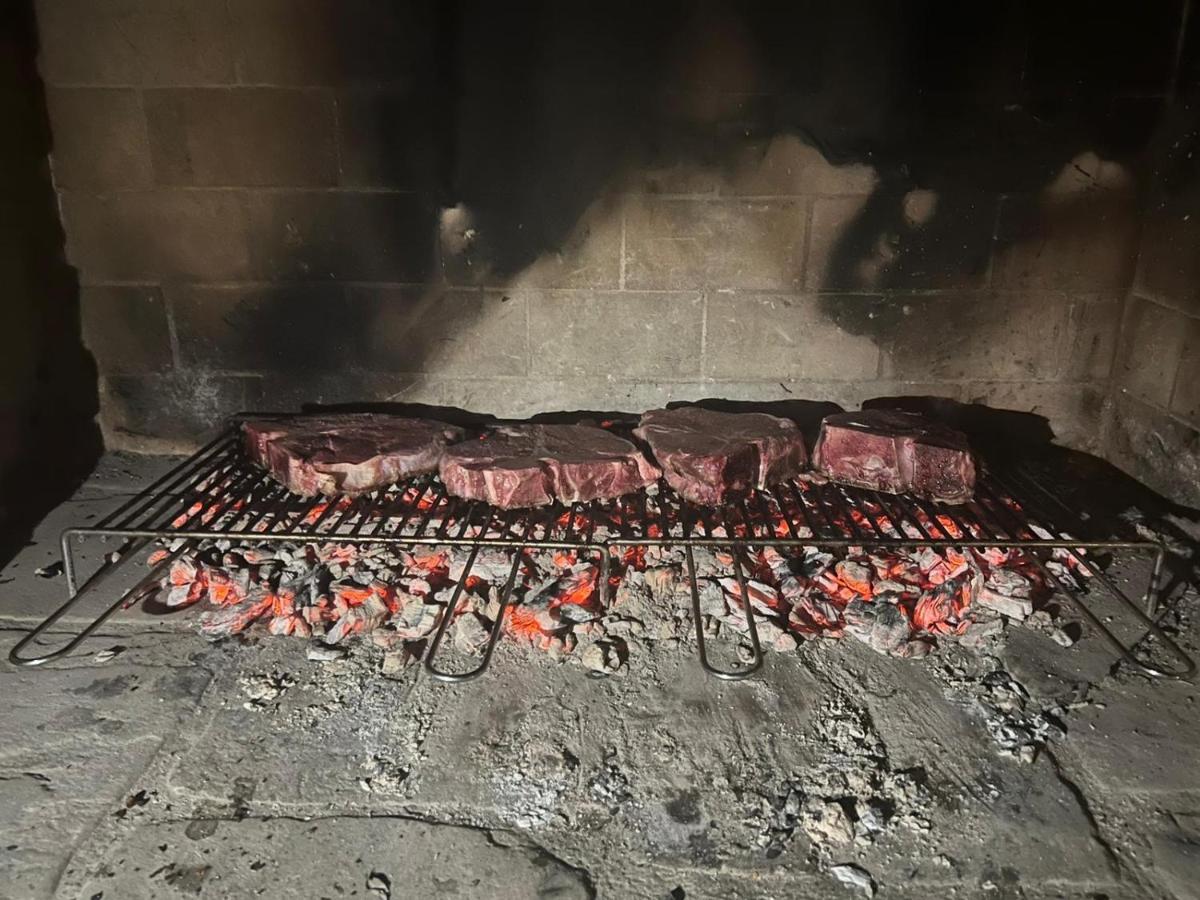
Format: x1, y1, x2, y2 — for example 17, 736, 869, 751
336, 89, 439, 189
878, 292, 1073, 382
807, 193, 997, 291
36, 0, 235, 85
145, 89, 336, 187
1136, 199, 1200, 317
347, 287, 528, 376
81, 285, 172, 374
100, 373, 254, 449
994, 192, 1139, 292
170, 285, 350, 373
1116, 295, 1189, 409
45, 88, 152, 189
245, 191, 434, 282
60, 191, 253, 282
229, 0, 436, 86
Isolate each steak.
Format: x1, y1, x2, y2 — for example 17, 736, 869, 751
633, 407, 808, 505
240, 414, 465, 497
439, 424, 661, 509
812, 410, 976, 502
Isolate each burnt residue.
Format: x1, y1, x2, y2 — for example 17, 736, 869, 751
0, 1, 101, 565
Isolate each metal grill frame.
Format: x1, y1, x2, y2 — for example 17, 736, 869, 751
10, 426, 1195, 680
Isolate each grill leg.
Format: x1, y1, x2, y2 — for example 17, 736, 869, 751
685, 544, 764, 681
8, 536, 181, 667
1032, 553, 1194, 679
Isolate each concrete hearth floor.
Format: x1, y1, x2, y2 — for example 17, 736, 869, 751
2, 454, 1200, 900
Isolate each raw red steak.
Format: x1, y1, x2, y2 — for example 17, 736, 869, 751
439, 424, 661, 509
241, 414, 465, 497
812, 410, 976, 502
633, 407, 808, 505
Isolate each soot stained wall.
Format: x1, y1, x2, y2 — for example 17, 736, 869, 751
35, 0, 1197, 492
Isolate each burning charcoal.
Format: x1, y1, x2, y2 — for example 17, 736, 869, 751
199, 590, 273, 639
719, 577, 781, 616
580, 639, 623, 675
843, 598, 911, 655
834, 560, 873, 596
978, 574, 1034, 620
325, 593, 390, 644
392, 598, 437, 641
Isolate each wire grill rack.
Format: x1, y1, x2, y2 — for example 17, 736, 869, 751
11, 427, 1194, 680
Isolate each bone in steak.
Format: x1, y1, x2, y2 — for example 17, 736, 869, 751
439, 424, 661, 509
633, 407, 808, 505
812, 409, 976, 503
241, 414, 465, 497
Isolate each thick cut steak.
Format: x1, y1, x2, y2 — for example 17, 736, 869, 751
241, 414, 465, 497
633, 407, 808, 505
812, 410, 976, 502
439, 424, 661, 509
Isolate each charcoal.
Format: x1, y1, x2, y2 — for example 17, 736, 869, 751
241, 413, 465, 498
812, 410, 975, 503
634, 407, 807, 505
843, 598, 910, 655
439, 423, 660, 509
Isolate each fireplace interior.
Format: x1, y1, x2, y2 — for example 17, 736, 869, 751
2, 2, 1200, 898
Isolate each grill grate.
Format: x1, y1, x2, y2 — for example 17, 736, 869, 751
11, 427, 1194, 680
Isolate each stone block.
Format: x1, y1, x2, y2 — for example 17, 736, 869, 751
249, 373, 442, 412
350, 287, 528, 376
994, 191, 1139, 292
244, 191, 434, 282
100, 372, 256, 449
336, 88, 439, 189
1115, 295, 1189, 409
1136, 197, 1200, 317
704, 294, 880, 380
1063, 295, 1122, 381
806, 193, 996, 292
170, 284, 349, 373
1170, 319, 1200, 426
60, 190, 253, 282
624, 197, 805, 290
44, 88, 151, 188
527, 292, 702, 379
441, 195, 622, 290
722, 135, 878, 196
145, 88, 336, 186
81, 285, 172, 374
229, 0, 436, 86
877, 292, 1073, 382
70, 816, 592, 900
36, 0, 235, 85
1103, 392, 1200, 508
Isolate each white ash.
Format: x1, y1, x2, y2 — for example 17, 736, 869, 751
935, 659, 1069, 761
751, 694, 931, 859
238, 670, 296, 709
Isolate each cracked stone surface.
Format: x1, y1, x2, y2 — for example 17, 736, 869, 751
2, 453, 1199, 899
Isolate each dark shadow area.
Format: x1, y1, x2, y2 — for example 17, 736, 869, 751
0, 2, 101, 565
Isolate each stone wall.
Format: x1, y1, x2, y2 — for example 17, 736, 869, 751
35, 1, 1192, 473
1103, 93, 1200, 506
